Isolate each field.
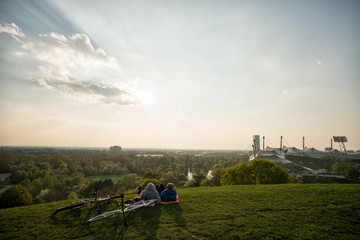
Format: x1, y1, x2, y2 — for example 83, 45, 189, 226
1, 184, 359, 239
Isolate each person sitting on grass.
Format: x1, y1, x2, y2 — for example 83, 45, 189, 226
140, 182, 161, 202
156, 183, 166, 195
160, 183, 177, 202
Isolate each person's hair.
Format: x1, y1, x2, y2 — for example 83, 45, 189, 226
167, 183, 175, 190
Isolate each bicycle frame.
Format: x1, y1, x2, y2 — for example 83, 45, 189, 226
87, 199, 156, 223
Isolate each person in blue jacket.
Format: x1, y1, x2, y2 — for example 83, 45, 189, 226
160, 183, 177, 202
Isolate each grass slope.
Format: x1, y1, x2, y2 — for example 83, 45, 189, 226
1, 184, 360, 240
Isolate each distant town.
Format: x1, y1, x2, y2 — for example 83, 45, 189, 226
0, 145, 249, 156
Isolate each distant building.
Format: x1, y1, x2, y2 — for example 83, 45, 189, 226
110, 145, 122, 154
253, 135, 260, 153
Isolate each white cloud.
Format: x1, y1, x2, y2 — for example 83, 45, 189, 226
0, 22, 25, 38
29, 32, 112, 68
2, 22, 149, 106
14, 51, 25, 56
316, 59, 322, 65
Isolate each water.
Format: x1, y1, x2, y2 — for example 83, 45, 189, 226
187, 169, 194, 181
187, 169, 213, 180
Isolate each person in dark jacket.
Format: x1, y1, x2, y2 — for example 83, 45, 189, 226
160, 183, 177, 202
155, 183, 166, 195
160, 183, 166, 193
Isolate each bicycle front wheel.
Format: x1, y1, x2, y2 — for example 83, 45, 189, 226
87, 210, 122, 223
124, 199, 156, 212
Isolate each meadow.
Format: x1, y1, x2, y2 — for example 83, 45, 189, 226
1, 184, 359, 239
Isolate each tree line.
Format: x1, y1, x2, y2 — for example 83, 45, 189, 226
3, 149, 356, 209
0, 151, 248, 208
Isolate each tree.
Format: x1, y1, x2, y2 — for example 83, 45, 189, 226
355, 164, 360, 171
249, 159, 290, 184
221, 159, 290, 185
201, 168, 225, 186
332, 161, 347, 174
12, 170, 28, 183
29, 178, 43, 196
144, 168, 160, 179
163, 171, 178, 185
123, 173, 138, 188
175, 164, 185, 177
221, 162, 253, 185
71, 175, 85, 186
42, 175, 56, 189
140, 178, 160, 189
192, 162, 200, 175
0, 185, 33, 208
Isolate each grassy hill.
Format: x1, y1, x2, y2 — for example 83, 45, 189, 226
1, 184, 359, 239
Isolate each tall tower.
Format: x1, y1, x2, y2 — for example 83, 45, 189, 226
253, 135, 260, 153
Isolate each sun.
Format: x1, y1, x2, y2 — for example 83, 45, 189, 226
135, 90, 154, 106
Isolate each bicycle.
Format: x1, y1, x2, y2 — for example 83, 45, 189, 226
55, 188, 122, 213
87, 198, 156, 223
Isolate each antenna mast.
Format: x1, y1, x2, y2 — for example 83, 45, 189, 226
252, 138, 256, 156
330, 139, 333, 150
302, 136, 305, 150
263, 136, 265, 150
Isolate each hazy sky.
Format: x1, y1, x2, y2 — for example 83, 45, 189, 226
0, 0, 359, 150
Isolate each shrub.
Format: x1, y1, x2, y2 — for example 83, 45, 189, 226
41, 189, 65, 202
67, 191, 78, 199
345, 167, 359, 179
221, 162, 253, 185
183, 180, 196, 188
0, 185, 33, 208
221, 159, 291, 185
33, 196, 44, 204
140, 178, 160, 189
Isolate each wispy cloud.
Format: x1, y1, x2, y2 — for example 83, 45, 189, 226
37, 78, 136, 105
2, 22, 148, 106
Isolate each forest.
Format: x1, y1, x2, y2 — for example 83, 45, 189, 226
0, 151, 248, 207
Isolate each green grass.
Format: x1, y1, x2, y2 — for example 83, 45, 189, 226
1, 184, 360, 239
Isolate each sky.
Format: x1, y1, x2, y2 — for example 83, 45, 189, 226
0, 0, 359, 150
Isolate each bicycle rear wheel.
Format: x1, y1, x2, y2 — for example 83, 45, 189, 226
55, 202, 86, 213
87, 210, 122, 223
110, 194, 123, 200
